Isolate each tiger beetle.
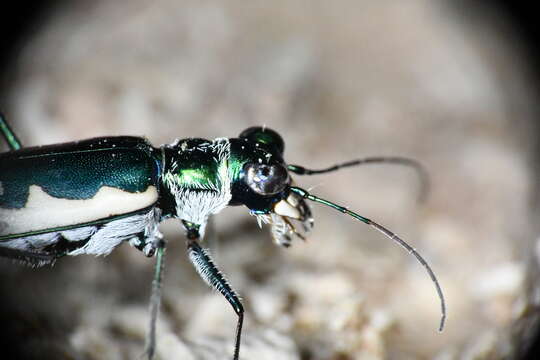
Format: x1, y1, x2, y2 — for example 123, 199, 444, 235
0, 113, 445, 359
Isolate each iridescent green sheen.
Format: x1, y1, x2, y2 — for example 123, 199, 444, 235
162, 140, 222, 190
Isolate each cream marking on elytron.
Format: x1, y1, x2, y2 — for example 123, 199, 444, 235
0, 185, 158, 236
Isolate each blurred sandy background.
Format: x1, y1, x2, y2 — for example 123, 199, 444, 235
1, 1, 539, 359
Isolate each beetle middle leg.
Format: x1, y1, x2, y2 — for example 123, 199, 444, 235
145, 239, 166, 360
184, 222, 244, 360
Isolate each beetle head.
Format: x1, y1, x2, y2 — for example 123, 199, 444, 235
229, 127, 313, 246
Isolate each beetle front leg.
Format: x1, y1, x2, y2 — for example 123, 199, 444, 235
145, 239, 166, 360
185, 229, 244, 360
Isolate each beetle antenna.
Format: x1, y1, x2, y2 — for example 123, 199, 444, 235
288, 156, 429, 202
289, 186, 446, 332
0, 113, 22, 150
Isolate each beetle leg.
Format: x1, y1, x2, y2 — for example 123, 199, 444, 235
145, 240, 166, 360
0, 113, 22, 150
187, 238, 244, 360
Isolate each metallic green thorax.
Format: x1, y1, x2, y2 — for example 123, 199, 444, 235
162, 139, 224, 191
0, 137, 160, 209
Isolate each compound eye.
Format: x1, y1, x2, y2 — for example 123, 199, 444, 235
239, 127, 285, 154
244, 163, 290, 195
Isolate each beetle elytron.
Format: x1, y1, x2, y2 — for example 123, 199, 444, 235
0, 114, 445, 359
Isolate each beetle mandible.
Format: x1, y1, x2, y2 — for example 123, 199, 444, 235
0, 114, 446, 359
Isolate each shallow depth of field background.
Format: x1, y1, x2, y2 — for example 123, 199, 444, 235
1, 1, 539, 359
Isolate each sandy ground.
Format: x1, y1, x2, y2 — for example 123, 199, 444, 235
1, 1, 539, 359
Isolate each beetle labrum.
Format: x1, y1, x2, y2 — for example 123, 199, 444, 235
0, 114, 445, 359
